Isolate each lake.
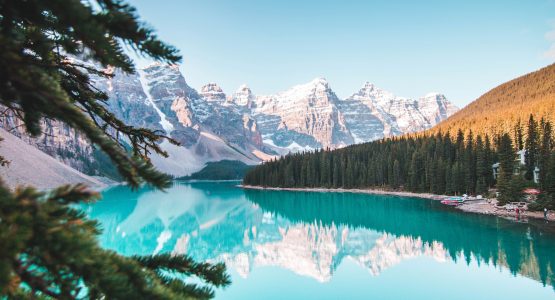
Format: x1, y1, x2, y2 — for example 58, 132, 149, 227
83, 181, 555, 299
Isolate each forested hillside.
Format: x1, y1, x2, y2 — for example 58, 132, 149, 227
429, 63, 555, 137
244, 63, 555, 208
244, 117, 555, 208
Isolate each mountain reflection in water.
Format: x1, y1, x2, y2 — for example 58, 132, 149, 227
83, 181, 555, 298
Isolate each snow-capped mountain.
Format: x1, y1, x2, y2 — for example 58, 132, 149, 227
249, 78, 353, 150
246, 78, 458, 151
0, 63, 458, 177
92, 63, 269, 176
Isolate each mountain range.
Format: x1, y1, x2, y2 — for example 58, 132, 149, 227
0, 63, 457, 181
93, 63, 457, 176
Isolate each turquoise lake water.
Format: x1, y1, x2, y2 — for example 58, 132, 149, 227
83, 181, 555, 299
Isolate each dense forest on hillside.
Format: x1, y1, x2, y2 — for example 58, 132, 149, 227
429, 63, 555, 138
244, 116, 555, 208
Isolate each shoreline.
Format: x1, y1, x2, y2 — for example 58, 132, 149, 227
239, 185, 555, 222
176, 179, 243, 183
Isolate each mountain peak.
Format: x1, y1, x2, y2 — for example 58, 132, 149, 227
201, 82, 223, 93
308, 77, 331, 89
361, 81, 376, 90
311, 77, 328, 84
141, 61, 163, 69
348, 81, 394, 102
141, 62, 180, 72
422, 92, 443, 98
200, 83, 226, 101
279, 77, 334, 101
236, 84, 252, 94
232, 84, 254, 106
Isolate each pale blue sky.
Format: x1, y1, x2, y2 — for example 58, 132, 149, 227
129, 0, 555, 107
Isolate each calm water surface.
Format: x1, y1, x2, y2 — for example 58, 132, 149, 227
83, 181, 555, 299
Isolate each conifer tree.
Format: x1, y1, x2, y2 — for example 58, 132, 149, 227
0, 0, 230, 298
475, 136, 488, 195
514, 119, 524, 150
484, 135, 495, 187
445, 164, 454, 195
539, 119, 553, 190
243, 120, 554, 208
464, 130, 476, 193
503, 174, 527, 203
392, 159, 401, 189
497, 134, 516, 205
541, 153, 555, 208
525, 115, 539, 181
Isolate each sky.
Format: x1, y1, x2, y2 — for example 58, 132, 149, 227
129, 0, 555, 107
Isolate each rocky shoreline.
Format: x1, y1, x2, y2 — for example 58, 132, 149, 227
239, 185, 555, 222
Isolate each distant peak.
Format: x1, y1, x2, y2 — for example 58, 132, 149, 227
361, 81, 376, 90
346, 81, 395, 101
232, 84, 254, 106
420, 93, 450, 103
311, 77, 329, 85
236, 84, 252, 94
201, 82, 223, 93
141, 62, 180, 71
142, 62, 163, 69
298, 77, 330, 91
200, 83, 226, 101
363, 81, 374, 87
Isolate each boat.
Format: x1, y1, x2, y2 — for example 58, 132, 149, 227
441, 196, 465, 206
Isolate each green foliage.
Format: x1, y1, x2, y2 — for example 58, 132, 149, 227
475, 136, 488, 194
496, 133, 515, 204
539, 118, 553, 190
531, 153, 555, 210
498, 174, 527, 205
179, 160, 253, 181
245, 132, 492, 195
0, 183, 230, 299
0, 0, 230, 298
0, 0, 182, 189
525, 115, 539, 181
245, 118, 554, 205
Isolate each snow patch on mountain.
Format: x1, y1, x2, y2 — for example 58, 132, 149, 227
101, 67, 458, 175
138, 69, 174, 133
2, 62, 458, 179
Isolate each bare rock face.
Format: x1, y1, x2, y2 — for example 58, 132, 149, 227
93, 68, 163, 132
0, 63, 458, 178
416, 93, 459, 126
0, 128, 106, 190
231, 85, 255, 108
200, 83, 226, 102
171, 97, 195, 127
0, 111, 94, 173
118, 64, 268, 175
138, 63, 201, 147
341, 82, 457, 137
250, 78, 353, 150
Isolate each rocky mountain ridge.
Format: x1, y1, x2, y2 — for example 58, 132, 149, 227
1, 63, 458, 177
